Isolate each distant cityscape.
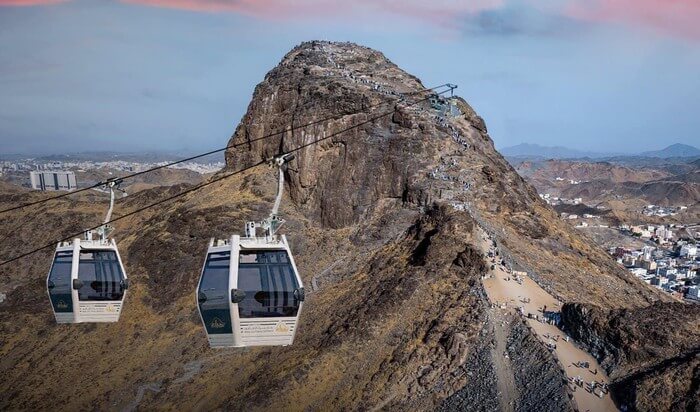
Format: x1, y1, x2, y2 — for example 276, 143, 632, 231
0, 157, 224, 191
536, 180, 700, 302
611, 224, 700, 302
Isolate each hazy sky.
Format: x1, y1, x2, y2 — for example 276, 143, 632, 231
1, 0, 699, 155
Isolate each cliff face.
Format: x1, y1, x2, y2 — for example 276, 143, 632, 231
0, 41, 691, 411
226, 41, 442, 228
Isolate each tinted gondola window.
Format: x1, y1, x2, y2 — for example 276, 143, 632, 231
199, 251, 233, 334
237, 250, 300, 318
77, 250, 125, 301
48, 251, 73, 313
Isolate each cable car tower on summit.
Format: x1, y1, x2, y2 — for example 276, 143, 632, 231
197, 154, 305, 348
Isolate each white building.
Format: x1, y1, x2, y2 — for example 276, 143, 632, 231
642, 246, 656, 261
687, 286, 700, 301
651, 277, 668, 287
655, 226, 673, 240
680, 245, 698, 258
29, 170, 77, 191
676, 268, 695, 280
657, 267, 677, 277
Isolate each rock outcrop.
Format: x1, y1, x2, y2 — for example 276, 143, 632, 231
561, 302, 700, 411
610, 352, 700, 412
561, 302, 700, 377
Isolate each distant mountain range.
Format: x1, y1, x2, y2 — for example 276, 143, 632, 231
499, 143, 613, 159
639, 143, 700, 158
500, 143, 700, 160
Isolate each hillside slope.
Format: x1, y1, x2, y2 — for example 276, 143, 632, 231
0, 41, 692, 411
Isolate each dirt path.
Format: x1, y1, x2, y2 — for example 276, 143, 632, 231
477, 226, 618, 412
489, 308, 517, 412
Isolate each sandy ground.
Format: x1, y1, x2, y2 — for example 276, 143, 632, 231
477, 227, 618, 412
490, 308, 517, 412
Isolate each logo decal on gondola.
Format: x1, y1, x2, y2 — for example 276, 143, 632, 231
210, 317, 226, 329
106, 304, 116, 312
56, 300, 68, 309
274, 321, 289, 333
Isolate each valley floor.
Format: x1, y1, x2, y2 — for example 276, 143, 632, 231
477, 227, 618, 412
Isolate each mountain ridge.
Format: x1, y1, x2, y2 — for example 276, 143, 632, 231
500, 142, 615, 159
640, 143, 700, 158
502, 142, 700, 160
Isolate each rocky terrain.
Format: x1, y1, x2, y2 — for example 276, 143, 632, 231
610, 353, 700, 412
561, 302, 700, 411
442, 313, 573, 412
512, 158, 700, 224
515, 160, 673, 184
0, 41, 696, 411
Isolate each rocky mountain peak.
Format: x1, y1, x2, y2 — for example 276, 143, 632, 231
223, 41, 669, 310
226, 41, 499, 229
279, 41, 399, 73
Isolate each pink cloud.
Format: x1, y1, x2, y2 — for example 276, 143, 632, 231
120, 0, 505, 24
118, 1, 700, 40
8, 0, 697, 41
566, 0, 700, 40
0, 0, 67, 5
121, 0, 292, 16
371, 0, 506, 28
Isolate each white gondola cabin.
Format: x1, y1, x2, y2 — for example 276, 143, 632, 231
47, 235, 129, 323
197, 234, 304, 348
197, 154, 304, 348
46, 179, 129, 324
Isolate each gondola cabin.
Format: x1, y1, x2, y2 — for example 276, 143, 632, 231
197, 234, 304, 348
46, 236, 128, 323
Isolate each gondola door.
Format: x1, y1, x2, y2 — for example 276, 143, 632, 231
47, 249, 75, 323
197, 240, 236, 347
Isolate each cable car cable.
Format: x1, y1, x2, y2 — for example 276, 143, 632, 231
0, 84, 451, 216
0, 88, 450, 267
0, 160, 264, 267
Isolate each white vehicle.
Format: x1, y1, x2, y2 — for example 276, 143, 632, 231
46, 180, 129, 323
197, 234, 303, 348
197, 155, 304, 348
47, 237, 128, 323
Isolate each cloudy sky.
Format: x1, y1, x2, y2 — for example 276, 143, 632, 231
1, 0, 699, 155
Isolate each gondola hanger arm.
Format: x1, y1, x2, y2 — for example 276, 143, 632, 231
246, 154, 295, 240
95, 178, 125, 241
